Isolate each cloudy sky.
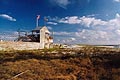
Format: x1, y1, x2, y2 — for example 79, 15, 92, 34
0, 0, 120, 44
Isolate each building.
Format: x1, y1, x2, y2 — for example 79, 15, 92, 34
16, 15, 53, 49
17, 26, 53, 49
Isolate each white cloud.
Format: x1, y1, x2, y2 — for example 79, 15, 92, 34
0, 14, 16, 21
55, 13, 120, 31
114, 0, 120, 2
115, 29, 120, 35
75, 30, 109, 40
47, 26, 52, 30
55, 37, 76, 44
0, 31, 18, 41
49, 0, 70, 9
86, 14, 96, 17
80, 16, 107, 27
59, 16, 81, 24
47, 16, 59, 21
54, 31, 72, 36
47, 22, 58, 25
58, 16, 107, 27
70, 37, 76, 41
64, 37, 76, 43
54, 30, 118, 44
52, 13, 120, 44
116, 13, 120, 17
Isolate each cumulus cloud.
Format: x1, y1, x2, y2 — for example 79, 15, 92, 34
70, 37, 76, 41
115, 29, 120, 35
49, 0, 70, 9
0, 31, 18, 41
0, 14, 16, 21
59, 16, 81, 24
55, 37, 76, 44
47, 22, 58, 25
114, 0, 120, 2
55, 13, 120, 30
52, 13, 120, 44
54, 31, 72, 36
64, 37, 76, 43
54, 29, 118, 44
80, 16, 107, 27
47, 26, 52, 30
57, 16, 107, 27
75, 29, 109, 40
74, 30, 117, 44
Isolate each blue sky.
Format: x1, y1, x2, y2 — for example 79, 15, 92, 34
0, 0, 120, 44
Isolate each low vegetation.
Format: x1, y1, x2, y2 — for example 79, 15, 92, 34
0, 46, 120, 80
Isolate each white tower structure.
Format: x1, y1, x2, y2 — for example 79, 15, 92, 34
40, 26, 53, 49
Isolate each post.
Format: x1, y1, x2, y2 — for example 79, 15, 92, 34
36, 15, 40, 27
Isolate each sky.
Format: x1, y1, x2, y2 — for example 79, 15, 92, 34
0, 0, 120, 44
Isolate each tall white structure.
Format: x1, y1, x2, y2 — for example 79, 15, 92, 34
40, 26, 53, 49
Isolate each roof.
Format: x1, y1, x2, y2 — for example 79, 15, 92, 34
32, 26, 50, 33
40, 26, 50, 34
32, 27, 41, 33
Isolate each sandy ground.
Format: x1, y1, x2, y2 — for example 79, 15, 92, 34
0, 41, 40, 50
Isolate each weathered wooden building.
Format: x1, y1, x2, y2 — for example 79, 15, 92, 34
16, 15, 53, 49
17, 26, 53, 49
